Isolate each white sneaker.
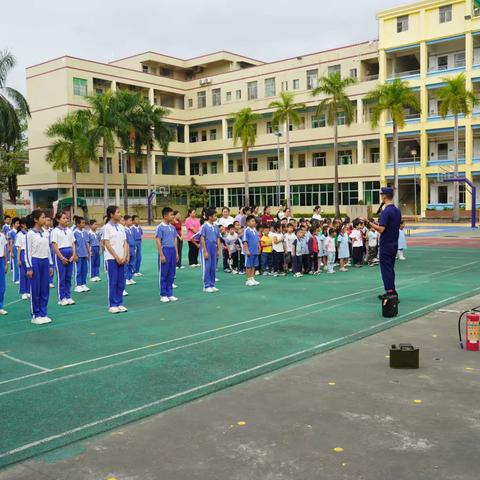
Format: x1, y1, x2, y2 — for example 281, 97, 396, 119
168, 296, 179, 302
31, 317, 44, 325
136, 272, 144, 277
0, 309, 8, 315
204, 287, 215, 293
58, 299, 69, 306
179, 266, 185, 269
14, 280, 20, 285
49, 283, 55, 288
252, 279, 260, 285
74, 286, 84, 293
42, 317, 52, 324
133, 273, 141, 277
82, 285, 90, 292
109, 307, 120, 314
21, 293, 29, 300
172, 284, 178, 289
160, 296, 170, 303
210, 287, 219, 292
118, 305, 128, 312
339, 268, 348, 272
255, 270, 260, 275
245, 279, 255, 286
66, 298, 75, 305
327, 270, 336, 274
130, 279, 137, 285
123, 290, 129, 296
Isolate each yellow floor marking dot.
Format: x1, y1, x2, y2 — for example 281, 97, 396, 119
385, 355, 390, 359
342, 463, 347, 467
413, 399, 423, 404
334, 447, 344, 453
328, 382, 336, 386
431, 334, 438, 338
465, 367, 475, 371
237, 421, 246, 426
89, 332, 96, 335
106, 477, 118, 480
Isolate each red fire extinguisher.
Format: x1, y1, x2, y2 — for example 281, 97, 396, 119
458, 312, 480, 351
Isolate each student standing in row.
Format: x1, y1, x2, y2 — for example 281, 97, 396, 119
200, 208, 221, 293
156, 207, 178, 303
124, 215, 137, 286
243, 215, 260, 286
0, 226, 8, 315
25, 210, 54, 324
89, 219, 101, 282
185, 208, 200, 267
132, 215, 143, 277
103, 206, 129, 314
3, 215, 11, 265
173, 210, 184, 269
8, 217, 20, 285
43, 214, 55, 288
16, 218, 30, 300
73, 216, 91, 293
52, 212, 76, 306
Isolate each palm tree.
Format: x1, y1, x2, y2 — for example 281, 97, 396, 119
0, 50, 30, 217
132, 99, 172, 224
230, 107, 260, 206
437, 73, 478, 222
46, 111, 93, 216
367, 78, 420, 207
269, 92, 306, 208
312, 72, 356, 217
84, 90, 118, 211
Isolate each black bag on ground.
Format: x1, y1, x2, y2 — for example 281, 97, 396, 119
382, 294, 398, 318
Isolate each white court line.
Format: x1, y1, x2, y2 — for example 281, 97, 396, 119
3, 299, 23, 308
0, 353, 50, 372
0, 259, 477, 388
0, 288, 477, 461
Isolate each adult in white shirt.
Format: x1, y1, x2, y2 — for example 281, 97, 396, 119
311, 206, 323, 222
216, 207, 235, 229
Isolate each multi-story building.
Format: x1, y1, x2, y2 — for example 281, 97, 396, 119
20, 0, 480, 217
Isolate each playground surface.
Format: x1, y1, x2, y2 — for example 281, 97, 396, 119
0, 237, 478, 476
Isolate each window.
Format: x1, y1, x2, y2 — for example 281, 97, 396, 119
73, 78, 87, 96
281, 81, 289, 92
236, 89, 242, 100
370, 147, 380, 163
211, 162, 218, 174
248, 186, 285, 207
306, 69, 318, 90
142, 65, 149, 73
191, 162, 200, 175
312, 115, 326, 128
95, 88, 104, 96
160, 156, 175, 175
337, 111, 346, 126
228, 160, 234, 173
228, 187, 246, 207
291, 183, 334, 206
248, 158, 258, 171
190, 131, 198, 143
247, 81, 258, 100
439, 5, 452, 23
226, 91, 232, 101
437, 55, 448, 70
438, 143, 449, 160
363, 181, 380, 204
212, 88, 221, 106
397, 15, 409, 33
201, 163, 208, 175
459, 184, 466, 204
201, 130, 207, 142
290, 155, 294, 169
98, 157, 112, 174
237, 160, 243, 172
265, 78, 276, 97
298, 153, 306, 168
454, 52, 465, 68
135, 157, 144, 174
266, 121, 273, 134
312, 152, 327, 167
293, 79, 300, 90
82, 162, 90, 174
209, 129, 217, 141
339, 182, 359, 205
188, 98, 193, 108
197, 91, 206, 108
267, 156, 278, 170
178, 158, 185, 176
208, 189, 224, 207
349, 68, 357, 80
328, 64, 341, 76
338, 150, 353, 165
227, 125, 233, 139
438, 185, 448, 203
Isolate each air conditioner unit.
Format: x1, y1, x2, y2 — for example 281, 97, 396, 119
199, 79, 206, 85
205, 78, 212, 84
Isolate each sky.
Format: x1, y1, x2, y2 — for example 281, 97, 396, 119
1, 0, 407, 95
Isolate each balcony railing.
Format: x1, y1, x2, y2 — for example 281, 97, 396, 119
364, 74, 379, 81
387, 69, 420, 79
428, 62, 465, 73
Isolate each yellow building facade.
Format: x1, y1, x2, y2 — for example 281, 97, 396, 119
20, 0, 480, 217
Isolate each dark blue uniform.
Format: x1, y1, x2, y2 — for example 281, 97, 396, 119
379, 204, 402, 293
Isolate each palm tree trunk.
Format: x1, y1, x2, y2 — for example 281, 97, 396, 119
243, 146, 250, 207
123, 152, 129, 214
102, 141, 109, 212
393, 121, 399, 207
333, 120, 340, 218
146, 143, 153, 225
72, 166, 78, 217
284, 117, 291, 209
453, 114, 460, 223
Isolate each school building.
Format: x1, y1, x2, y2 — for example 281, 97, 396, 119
20, 0, 480, 218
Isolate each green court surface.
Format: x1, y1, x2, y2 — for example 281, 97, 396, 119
0, 241, 478, 468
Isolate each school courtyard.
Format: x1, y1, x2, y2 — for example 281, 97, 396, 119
0, 225, 478, 480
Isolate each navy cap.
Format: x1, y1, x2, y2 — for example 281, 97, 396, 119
380, 187, 394, 196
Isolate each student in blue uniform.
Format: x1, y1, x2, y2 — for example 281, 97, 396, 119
132, 215, 143, 277
243, 215, 260, 287
15, 218, 31, 300
0, 226, 9, 315
73, 216, 91, 293
51, 212, 77, 306
155, 207, 178, 303
25, 210, 54, 325
89, 219, 101, 282
199, 207, 221, 293
103, 205, 129, 314
124, 215, 137, 286
3, 215, 11, 264
8, 217, 20, 285
43, 214, 55, 288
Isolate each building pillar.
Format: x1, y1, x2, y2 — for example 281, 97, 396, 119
148, 88, 154, 106
115, 188, 121, 206
420, 86, 428, 123
378, 49, 387, 83
356, 99, 363, 124
379, 134, 388, 186
357, 139, 364, 164
357, 181, 364, 204
111, 81, 117, 92
466, 32, 474, 70
420, 41, 427, 79
420, 174, 429, 217
420, 130, 428, 168
223, 187, 229, 208
466, 124, 473, 166
222, 153, 229, 174
184, 124, 190, 144
465, 169, 473, 212
222, 118, 228, 140
185, 157, 191, 177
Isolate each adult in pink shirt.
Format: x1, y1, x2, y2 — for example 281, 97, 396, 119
184, 208, 201, 266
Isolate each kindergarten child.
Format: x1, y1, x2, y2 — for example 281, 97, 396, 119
397, 221, 407, 260
270, 222, 285, 276
155, 207, 179, 303
337, 225, 350, 272
292, 228, 307, 277
199, 207, 221, 292
73, 216, 91, 293
89, 219, 102, 281
223, 224, 239, 273
243, 215, 260, 286
367, 226, 380, 266
325, 228, 337, 274
260, 225, 273, 275
349, 219, 364, 268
